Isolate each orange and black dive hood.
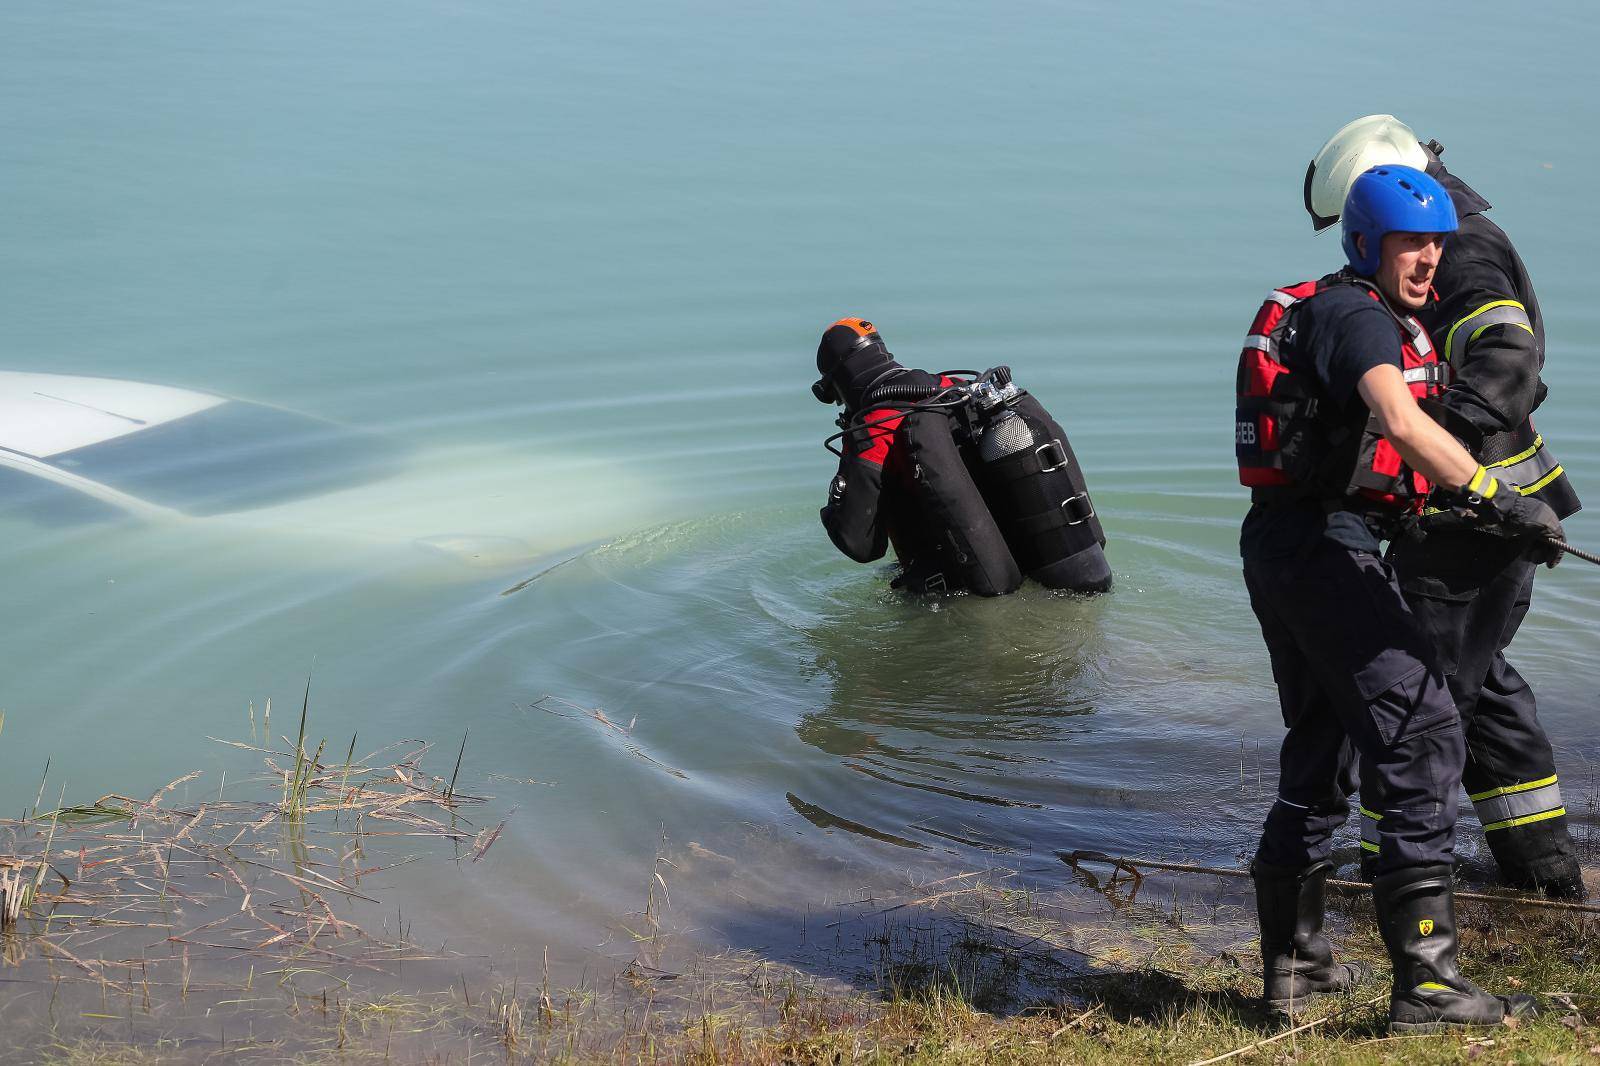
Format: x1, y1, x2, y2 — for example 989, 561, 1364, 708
812, 317, 903, 410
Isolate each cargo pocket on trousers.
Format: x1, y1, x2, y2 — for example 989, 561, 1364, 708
1337, 553, 1441, 705
1363, 663, 1459, 748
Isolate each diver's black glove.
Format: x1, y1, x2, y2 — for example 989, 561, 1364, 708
1445, 465, 1564, 567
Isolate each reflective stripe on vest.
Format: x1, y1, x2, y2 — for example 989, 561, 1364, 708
1403, 364, 1448, 387
1408, 316, 1434, 357
1442, 300, 1534, 364
1471, 776, 1566, 833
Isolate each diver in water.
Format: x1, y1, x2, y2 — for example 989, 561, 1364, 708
812, 317, 1111, 595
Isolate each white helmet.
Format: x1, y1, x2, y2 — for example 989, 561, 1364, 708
1304, 114, 1430, 231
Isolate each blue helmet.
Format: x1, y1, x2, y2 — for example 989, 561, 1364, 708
1340, 165, 1458, 276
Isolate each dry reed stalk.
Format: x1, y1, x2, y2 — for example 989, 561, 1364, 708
470, 819, 506, 862
0, 732, 494, 1017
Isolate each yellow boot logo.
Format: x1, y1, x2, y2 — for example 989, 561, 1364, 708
1419, 919, 1435, 936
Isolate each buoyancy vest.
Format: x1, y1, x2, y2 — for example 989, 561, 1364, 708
1235, 275, 1448, 513
826, 376, 1022, 596
896, 409, 1024, 596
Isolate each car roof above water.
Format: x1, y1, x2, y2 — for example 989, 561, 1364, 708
0, 371, 226, 459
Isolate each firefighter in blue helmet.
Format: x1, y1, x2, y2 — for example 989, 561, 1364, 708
1235, 165, 1554, 1029
1307, 115, 1583, 901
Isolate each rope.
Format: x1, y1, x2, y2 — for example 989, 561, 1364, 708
1551, 538, 1600, 566
1057, 851, 1600, 915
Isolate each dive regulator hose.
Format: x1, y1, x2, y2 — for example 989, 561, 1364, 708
820, 370, 988, 457
821, 368, 1015, 457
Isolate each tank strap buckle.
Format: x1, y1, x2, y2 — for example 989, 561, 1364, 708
922, 572, 947, 593
1062, 492, 1095, 526
1035, 439, 1070, 472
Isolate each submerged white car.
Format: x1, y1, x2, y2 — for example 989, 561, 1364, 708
0, 370, 660, 572
0, 371, 396, 522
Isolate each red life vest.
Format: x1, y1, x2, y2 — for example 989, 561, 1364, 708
1235, 275, 1448, 512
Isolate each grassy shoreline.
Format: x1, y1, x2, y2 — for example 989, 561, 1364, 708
17, 885, 1600, 1064
5, 715, 1600, 1063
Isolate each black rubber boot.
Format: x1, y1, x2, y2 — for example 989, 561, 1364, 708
1252, 859, 1370, 1014
1374, 864, 1539, 1032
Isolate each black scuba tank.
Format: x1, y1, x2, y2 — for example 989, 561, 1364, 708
969, 378, 1112, 594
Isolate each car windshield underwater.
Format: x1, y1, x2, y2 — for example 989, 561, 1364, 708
0, 373, 399, 521
47, 402, 396, 515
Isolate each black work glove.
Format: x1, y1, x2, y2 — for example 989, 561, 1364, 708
1446, 466, 1564, 567
1491, 493, 1564, 567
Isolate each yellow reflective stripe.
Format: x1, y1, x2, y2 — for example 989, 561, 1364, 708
1470, 321, 1534, 345
1483, 436, 1563, 494
1520, 465, 1565, 494
1467, 465, 1491, 494
1360, 806, 1380, 848
1487, 435, 1544, 470
1417, 982, 1453, 992
1482, 807, 1566, 833
1443, 300, 1530, 363
1423, 459, 1561, 513
1468, 775, 1560, 803
1475, 780, 1563, 827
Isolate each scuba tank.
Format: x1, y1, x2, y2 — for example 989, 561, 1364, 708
974, 372, 1034, 464
968, 369, 1112, 593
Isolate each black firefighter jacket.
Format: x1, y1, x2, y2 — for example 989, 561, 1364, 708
1420, 157, 1580, 519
